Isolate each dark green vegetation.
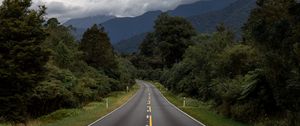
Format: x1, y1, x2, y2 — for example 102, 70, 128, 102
0, 0, 136, 125
80, 24, 117, 71
130, 13, 196, 76
133, 0, 300, 125
0, 0, 49, 124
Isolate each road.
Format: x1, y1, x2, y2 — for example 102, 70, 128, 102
89, 80, 204, 126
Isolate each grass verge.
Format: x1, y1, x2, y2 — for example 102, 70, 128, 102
0, 84, 139, 126
153, 82, 250, 126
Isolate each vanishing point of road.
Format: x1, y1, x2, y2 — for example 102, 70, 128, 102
89, 80, 205, 126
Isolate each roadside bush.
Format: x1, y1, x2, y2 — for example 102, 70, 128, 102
29, 80, 77, 117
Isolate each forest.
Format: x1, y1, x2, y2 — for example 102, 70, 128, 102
131, 0, 300, 125
0, 0, 136, 125
0, 0, 299, 126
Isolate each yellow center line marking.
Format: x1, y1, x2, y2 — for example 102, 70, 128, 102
149, 115, 152, 126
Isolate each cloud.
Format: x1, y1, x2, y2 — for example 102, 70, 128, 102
0, 0, 200, 22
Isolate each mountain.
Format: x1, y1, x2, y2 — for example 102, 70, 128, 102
65, 11, 160, 44
102, 11, 161, 44
64, 15, 115, 28
113, 0, 256, 54
188, 0, 256, 34
65, 0, 238, 43
114, 33, 148, 54
64, 15, 116, 40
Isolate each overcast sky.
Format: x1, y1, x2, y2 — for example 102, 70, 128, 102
0, 0, 200, 22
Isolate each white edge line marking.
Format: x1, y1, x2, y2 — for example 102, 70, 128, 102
88, 84, 141, 126
149, 82, 206, 126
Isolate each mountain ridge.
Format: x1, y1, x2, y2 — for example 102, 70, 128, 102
113, 0, 256, 54
64, 15, 115, 29
64, 0, 238, 43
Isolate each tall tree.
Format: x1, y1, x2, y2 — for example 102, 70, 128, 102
137, 13, 197, 69
80, 24, 117, 71
243, 0, 300, 120
0, 0, 49, 124
154, 13, 196, 67
139, 32, 156, 57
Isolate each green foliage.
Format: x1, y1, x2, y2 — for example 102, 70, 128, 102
212, 44, 260, 79
117, 58, 137, 87
139, 33, 157, 57
2, 15, 138, 124
133, 13, 197, 80
154, 13, 197, 67
244, 0, 300, 121
0, 0, 49, 123
35, 20, 137, 119
161, 30, 236, 101
156, 0, 300, 125
136, 13, 196, 71
80, 24, 117, 71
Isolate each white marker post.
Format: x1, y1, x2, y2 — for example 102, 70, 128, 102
183, 97, 186, 107
106, 98, 109, 109
126, 86, 129, 93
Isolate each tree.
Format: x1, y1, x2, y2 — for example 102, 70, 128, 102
45, 18, 60, 28
135, 13, 196, 75
244, 0, 300, 112
154, 13, 196, 67
0, 0, 49, 124
136, 32, 163, 69
139, 32, 156, 57
80, 24, 117, 71
243, 0, 300, 124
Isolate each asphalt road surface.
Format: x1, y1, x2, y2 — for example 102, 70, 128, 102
89, 80, 204, 126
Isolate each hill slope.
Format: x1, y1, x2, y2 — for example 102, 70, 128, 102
188, 0, 256, 34
114, 33, 148, 54
102, 11, 161, 44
